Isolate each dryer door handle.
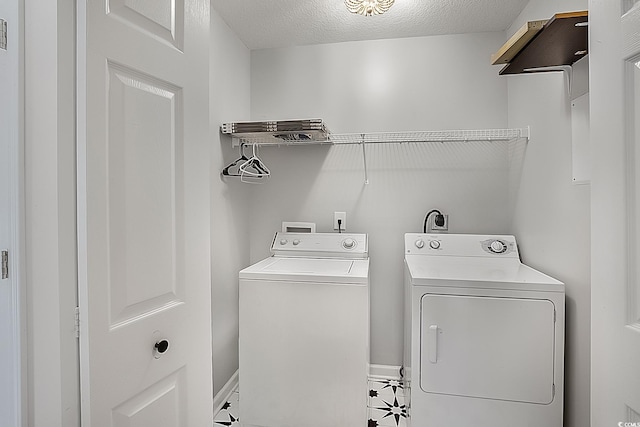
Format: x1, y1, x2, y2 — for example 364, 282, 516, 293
428, 325, 438, 363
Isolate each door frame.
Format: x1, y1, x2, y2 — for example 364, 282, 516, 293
1, 0, 26, 424
22, 1, 79, 425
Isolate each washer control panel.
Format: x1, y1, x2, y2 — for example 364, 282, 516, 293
272, 232, 368, 259
405, 233, 518, 258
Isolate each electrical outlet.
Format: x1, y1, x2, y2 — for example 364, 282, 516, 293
334, 212, 346, 231
431, 214, 449, 231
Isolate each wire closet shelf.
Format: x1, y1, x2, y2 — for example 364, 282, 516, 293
222, 127, 530, 184
226, 127, 530, 146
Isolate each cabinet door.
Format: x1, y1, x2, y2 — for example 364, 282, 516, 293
420, 294, 556, 404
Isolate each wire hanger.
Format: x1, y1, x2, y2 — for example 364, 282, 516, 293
238, 144, 270, 183
222, 144, 268, 178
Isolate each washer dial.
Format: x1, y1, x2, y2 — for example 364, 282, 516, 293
489, 240, 506, 253
342, 238, 356, 249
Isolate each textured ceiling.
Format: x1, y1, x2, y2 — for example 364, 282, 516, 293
210, 0, 530, 50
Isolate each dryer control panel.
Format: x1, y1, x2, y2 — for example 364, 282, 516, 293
271, 232, 368, 259
405, 233, 518, 258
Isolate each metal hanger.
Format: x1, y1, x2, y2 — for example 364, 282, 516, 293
222, 144, 267, 177
238, 144, 270, 183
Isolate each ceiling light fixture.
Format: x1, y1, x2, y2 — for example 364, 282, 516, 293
345, 0, 395, 16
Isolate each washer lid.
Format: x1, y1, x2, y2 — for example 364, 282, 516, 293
240, 256, 369, 284
405, 255, 563, 291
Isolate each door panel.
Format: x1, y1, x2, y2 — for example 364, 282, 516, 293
111, 368, 186, 426
106, 62, 184, 327
420, 294, 555, 404
78, 0, 211, 425
591, 1, 640, 423
108, 0, 184, 49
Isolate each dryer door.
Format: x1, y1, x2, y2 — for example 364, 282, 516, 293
420, 294, 556, 404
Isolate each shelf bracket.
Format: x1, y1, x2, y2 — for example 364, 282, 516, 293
522, 65, 574, 97
360, 134, 369, 185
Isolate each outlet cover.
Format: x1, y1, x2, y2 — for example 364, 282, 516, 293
333, 212, 346, 231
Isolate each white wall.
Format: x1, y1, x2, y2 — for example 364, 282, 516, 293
210, 10, 252, 396
508, 72, 590, 427
505, 1, 590, 427
251, 34, 507, 133
24, 0, 79, 425
249, 33, 510, 365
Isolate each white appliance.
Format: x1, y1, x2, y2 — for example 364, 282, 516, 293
403, 233, 565, 427
239, 232, 370, 427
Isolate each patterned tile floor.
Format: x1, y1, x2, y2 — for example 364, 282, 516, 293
367, 378, 408, 427
213, 378, 408, 427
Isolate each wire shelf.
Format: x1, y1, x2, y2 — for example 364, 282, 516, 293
222, 126, 530, 185
328, 128, 528, 144
227, 128, 529, 146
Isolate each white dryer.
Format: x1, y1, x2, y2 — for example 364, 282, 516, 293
239, 232, 370, 427
403, 233, 564, 427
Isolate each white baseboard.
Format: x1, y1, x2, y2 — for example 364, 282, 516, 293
213, 370, 239, 415
369, 364, 402, 380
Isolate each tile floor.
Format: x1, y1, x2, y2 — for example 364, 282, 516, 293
213, 378, 408, 427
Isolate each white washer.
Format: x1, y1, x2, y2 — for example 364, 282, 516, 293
239, 232, 370, 427
403, 233, 565, 427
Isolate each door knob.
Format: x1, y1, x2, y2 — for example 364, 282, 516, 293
154, 339, 170, 358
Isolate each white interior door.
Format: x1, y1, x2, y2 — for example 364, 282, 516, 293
591, 1, 640, 425
77, 1, 212, 425
0, 0, 21, 425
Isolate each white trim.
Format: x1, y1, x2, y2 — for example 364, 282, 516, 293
2, 0, 25, 423
213, 370, 239, 416
11, 36, 26, 427
14, 1, 26, 423
368, 364, 403, 380
76, 1, 90, 425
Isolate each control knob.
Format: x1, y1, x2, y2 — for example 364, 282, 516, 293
343, 238, 356, 249
415, 239, 425, 249
280, 239, 288, 245
490, 240, 506, 253
429, 240, 441, 249
293, 239, 300, 246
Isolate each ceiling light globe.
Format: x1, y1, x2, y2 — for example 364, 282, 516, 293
345, 0, 395, 16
